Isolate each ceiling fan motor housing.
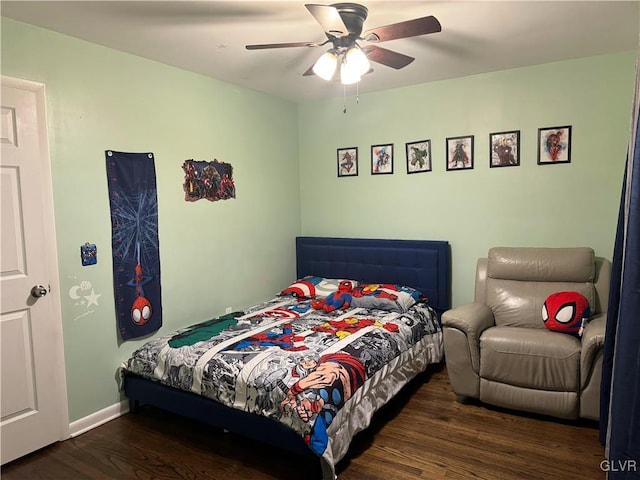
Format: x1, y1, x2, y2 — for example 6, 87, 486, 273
331, 3, 368, 36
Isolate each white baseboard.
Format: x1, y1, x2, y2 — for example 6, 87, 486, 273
69, 399, 129, 438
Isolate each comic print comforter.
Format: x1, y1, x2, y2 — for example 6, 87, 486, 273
124, 296, 443, 479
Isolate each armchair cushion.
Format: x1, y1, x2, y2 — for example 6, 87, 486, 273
487, 247, 595, 282
480, 327, 581, 391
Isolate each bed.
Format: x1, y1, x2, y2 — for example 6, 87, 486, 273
122, 236, 451, 479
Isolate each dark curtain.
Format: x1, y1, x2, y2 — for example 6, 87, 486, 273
600, 59, 640, 478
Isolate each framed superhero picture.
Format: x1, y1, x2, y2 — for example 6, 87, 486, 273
490, 130, 520, 168
538, 125, 571, 164
371, 143, 393, 175
446, 135, 474, 171
406, 139, 432, 174
337, 147, 358, 177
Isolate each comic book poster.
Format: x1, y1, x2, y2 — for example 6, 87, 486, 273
182, 159, 236, 202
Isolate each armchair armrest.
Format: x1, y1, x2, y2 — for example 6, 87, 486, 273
581, 313, 606, 387
442, 303, 495, 371
442, 302, 495, 336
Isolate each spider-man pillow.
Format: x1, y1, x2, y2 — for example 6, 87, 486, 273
542, 291, 590, 337
350, 284, 423, 312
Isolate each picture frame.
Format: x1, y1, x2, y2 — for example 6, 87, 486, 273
446, 135, 474, 171
406, 140, 432, 174
538, 125, 571, 164
490, 130, 520, 168
371, 143, 393, 175
337, 147, 358, 177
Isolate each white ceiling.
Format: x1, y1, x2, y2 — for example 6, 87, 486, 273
2, 1, 639, 103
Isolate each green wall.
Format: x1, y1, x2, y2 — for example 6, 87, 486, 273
298, 52, 636, 306
2, 16, 636, 425
1, 18, 301, 422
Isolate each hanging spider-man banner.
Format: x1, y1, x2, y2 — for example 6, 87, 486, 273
106, 150, 162, 340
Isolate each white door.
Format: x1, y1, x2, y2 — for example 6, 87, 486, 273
1, 77, 69, 464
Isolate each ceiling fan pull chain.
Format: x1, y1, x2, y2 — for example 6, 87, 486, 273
343, 84, 347, 114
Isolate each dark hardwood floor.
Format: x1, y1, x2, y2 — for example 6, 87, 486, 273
2, 363, 606, 480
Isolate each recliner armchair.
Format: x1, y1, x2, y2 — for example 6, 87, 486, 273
442, 247, 610, 420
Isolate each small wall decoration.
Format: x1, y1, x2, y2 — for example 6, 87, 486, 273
80, 242, 97, 266
406, 140, 432, 174
371, 143, 393, 174
538, 125, 571, 164
490, 130, 520, 168
446, 135, 474, 171
337, 147, 358, 177
68, 279, 103, 321
182, 159, 236, 202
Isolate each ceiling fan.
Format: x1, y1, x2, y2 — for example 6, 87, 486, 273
245, 3, 441, 85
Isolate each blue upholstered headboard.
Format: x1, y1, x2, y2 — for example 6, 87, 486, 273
296, 237, 451, 313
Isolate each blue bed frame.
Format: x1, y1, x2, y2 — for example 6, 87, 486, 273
124, 237, 451, 473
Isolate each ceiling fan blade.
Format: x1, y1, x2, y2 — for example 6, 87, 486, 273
246, 41, 322, 50
363, 45, 414, 69
362, 15, 441, 43
305, 4, 349, 36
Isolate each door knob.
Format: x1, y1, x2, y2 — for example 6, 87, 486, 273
31, 285, 48, 298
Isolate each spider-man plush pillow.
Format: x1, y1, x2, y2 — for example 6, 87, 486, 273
542, 291, 590, 337
350, 284, 423, 312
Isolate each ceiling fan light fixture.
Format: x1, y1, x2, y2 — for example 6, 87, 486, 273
312, 50, 338, 80
340, 60, 362, 85
344, 46, 370, 76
